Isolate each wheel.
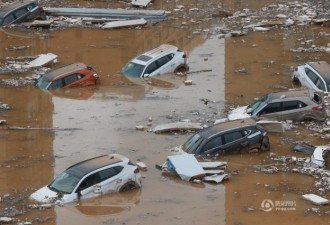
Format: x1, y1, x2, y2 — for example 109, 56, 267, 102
119, 181, 139, 192
174, 64, 189, 73
292, 75, 300, 84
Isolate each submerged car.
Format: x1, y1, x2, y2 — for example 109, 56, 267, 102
228, 90, 327, 122
292, 61, 330, 92
179, 118, 270, 156
0, 0, 46, 27
30, 154, 142, 204
121, 44, 188, 78
311, 146, 330, 169
35, 62, 99, 90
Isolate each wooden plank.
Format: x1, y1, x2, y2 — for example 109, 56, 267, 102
102, 19, 147, 29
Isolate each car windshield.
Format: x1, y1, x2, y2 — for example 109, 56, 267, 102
248, 94, 268, 115
48, 171, 80, 194
121, 62, 145, 77
183, 133, 204, 153
35, 76, 52, 89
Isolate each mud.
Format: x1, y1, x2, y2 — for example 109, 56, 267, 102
0, 0, 330, 224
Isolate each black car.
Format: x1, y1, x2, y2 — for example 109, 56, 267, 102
181, 118, 270, 156
0, 0, 46, 27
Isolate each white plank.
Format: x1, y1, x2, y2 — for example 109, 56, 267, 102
167, 154, 205, 181
257, 120, 284, 133
204, 169, 224, 175
203, 174, 229, 183
302, 194, 329, 205
153, 122, 202, 134
102, 19, 147, 29
24, 53, 58, 69
199, 161, 227, 169
132, 0, 152, 7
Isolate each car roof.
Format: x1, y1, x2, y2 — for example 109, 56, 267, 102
308, 61, 330, 84
0, 1, 36, 18
42, 62, 87, 81
200, 118, 256, 138
132, 44, 178, 65
66, 154, 129, 178
267, 89, 312, 102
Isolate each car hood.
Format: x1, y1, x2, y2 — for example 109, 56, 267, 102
228, 106, 250, 120
30, 186, 61, 204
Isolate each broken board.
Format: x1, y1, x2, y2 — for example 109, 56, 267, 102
203, 174, 229, 183
302, 194, 329, 205
153, 122, 203, 134
256, 120, 284, 133
199, 161, 227, 169
23, 53, 57, 69
131, 0, 152, 7
167, 154, 205, 181
102, 19, 147, 29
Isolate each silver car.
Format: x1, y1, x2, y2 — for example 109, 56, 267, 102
229, 90, 327, 122
292, 61, 330, 92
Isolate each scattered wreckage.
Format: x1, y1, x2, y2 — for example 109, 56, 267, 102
159, 154, 229, 184
30, 154, 142, 204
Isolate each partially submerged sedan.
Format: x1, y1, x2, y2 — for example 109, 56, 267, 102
121, 44, 188, 78
30, 154, 142, 204
179, 118, 270, 156
228, 90, 327, 122
35, 62, 99, 90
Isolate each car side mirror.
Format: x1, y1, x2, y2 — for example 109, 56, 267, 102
144, 74, 150, 77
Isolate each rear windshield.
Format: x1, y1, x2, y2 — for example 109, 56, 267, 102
183, 133, 204, 153
312, 93, 323, 104
121, 62, 145, 77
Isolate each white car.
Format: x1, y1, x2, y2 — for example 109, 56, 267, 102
121, 44, 188, 78
311, 146, 330, 168
292, 61, 330, 92
30, 154, 142, 204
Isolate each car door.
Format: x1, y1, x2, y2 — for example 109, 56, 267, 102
281, 100, 307, 121
143, 61, 158, 77
255, 102, 282, 121
198, 135, 223, 155
97, 166, 125, 194
13, 7, 29, 24
154, 54, 175, 75
77, 173, 102, 200
221, 130, 246, 154
63, 73, 84, 88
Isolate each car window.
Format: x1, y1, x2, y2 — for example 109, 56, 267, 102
315, 78, 326, 91
144, 61, 158, 75
14, 8, 28, 19
183, 133, 204, 153
312, 93, 322, 104
305, 68, 318, 83
249, 94, 268, 114
98, 166, 123, 182
156, 54, 172, 68
48, 79, 64, 90
200, 136, 223, 153
3, 14, 15, 25
258, 102, 281, 115
78, 173, 99, 191
63, 73, 84, 86
223, 131, 243, 144
282, 101, 306, 111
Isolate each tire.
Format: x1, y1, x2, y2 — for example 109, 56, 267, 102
119, 181, 139, 192
174, 64, 189, 73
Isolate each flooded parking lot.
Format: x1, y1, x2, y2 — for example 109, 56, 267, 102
0, 0, 329, 224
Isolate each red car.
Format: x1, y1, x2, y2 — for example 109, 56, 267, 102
35, 62, 99, 90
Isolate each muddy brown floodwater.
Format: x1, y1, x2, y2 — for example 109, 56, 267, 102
0, 0, 329, 224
